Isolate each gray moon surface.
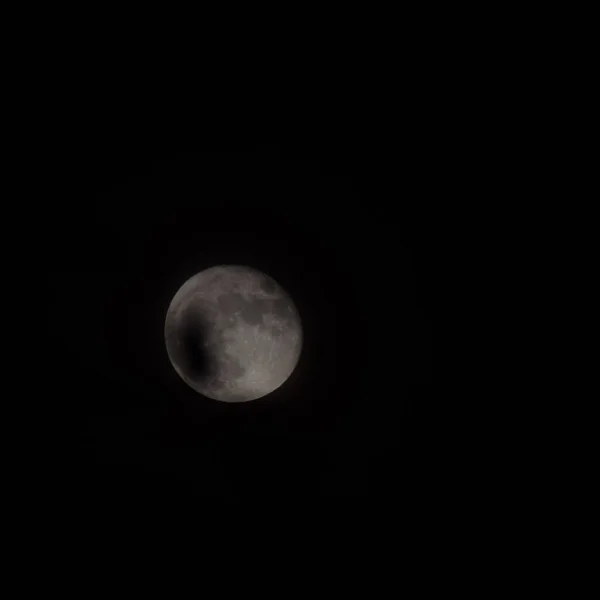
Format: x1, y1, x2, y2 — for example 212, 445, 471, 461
164, 265, 302, 402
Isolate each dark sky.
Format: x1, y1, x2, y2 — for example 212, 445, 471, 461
41, 141, 432, 505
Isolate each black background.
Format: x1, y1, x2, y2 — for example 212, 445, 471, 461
40, 140, 432, 505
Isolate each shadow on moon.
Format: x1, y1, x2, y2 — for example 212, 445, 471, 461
177, 312, 216, 382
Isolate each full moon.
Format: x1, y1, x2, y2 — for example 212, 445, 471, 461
164, 265, 302, 402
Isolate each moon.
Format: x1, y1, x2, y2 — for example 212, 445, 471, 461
164, 265, 302, 402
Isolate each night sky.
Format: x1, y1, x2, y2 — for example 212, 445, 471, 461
42, 142, 432, 504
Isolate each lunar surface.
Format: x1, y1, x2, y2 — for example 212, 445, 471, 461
164, 265, 302, 402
